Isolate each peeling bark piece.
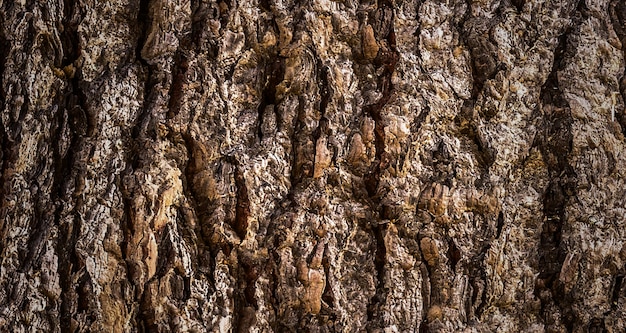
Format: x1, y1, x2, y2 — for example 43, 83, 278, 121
313, 136, 332, 178
362, 25, 380, 61
420, 237, 440, 267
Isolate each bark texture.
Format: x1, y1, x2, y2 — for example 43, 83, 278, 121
1, 0, 626, 332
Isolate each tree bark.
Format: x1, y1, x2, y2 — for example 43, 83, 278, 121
1, 0, 626, 331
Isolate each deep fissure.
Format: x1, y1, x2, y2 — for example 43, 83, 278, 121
535, 25, 577, 330
364, 4, 399, 326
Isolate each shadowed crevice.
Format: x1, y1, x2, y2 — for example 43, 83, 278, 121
233, 162, 250, 241
167, 52, 189, 119
60, 0, 81, 67
232, 254, 259, 333
190, 0, 214, 54
0, 123, 10, 256
0, 34, 9, 108
219, 154, 251, 242
55, 0, 92, 330
496, 211, 504, 238
321, 247, 336, 312
611, 273, 624, 310
535, 25, 577, 331
365, 4, 399, 328
366, 220, 388, 322
0, 24, 12, 257
135, 0, 151, 66
288, 96, 310, 192
363, 20, 398, 198
470, 271, 487, 318
180, 133, 219, 285
609, 0, 626, 136
257, 57, 285, 141
460, 0, 501, 100
311, 59, 332, 176
511, 0, 525, 12
448, 239, 461, 272
132, 0, 157, 141
57, 213, 83, 332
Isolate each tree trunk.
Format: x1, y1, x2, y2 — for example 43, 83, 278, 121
1, 0, 626, 331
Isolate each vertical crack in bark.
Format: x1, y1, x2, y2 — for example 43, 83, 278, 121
469, 255, 488, 318
69, 75, 91, 137
138, 285, 158, 332
461, 0, 500, 100
610, 0, 626, 136
233, 161, 250, 241
190, 0, 208, 52
55, 0, 90, 329
457, 1, 502, 179
132, 0, 155, 140
55, 90, 79, 333
285, 10, 316, 192
0, 31, 10, 255
231, 156, 260, 333
289, 95, 311, 191
365, 3, 399, 327
496, 211, 504, 238
167, 52, 188, 119
257, 57, 284, 141
167, 10, 196, 120
417, 236, 432, 330
588, 318, 606, 332
126, 1, 156, 330
60, 0, 80, 67
21, 185, 50, 273
154, 227, 174, 280
180, 133, 220, 277
318, 63, 332, 117
363, 11, 398, 197
60, 0, 89, 137
242, 260, 259, 310
535, 29, 577, 330
57, 214, 82, 333
448, 238, 461, 272
221, 157, 252, 331
366, 220, 387, 323
135, 0, 151, 65
320, 247, 335, 313
0, 33, 9, 108
611, 273, 624, 310
311, 57, 331, 172
233, 254, 259, 333
268, 237, 283, 331
511, 0, 525, 12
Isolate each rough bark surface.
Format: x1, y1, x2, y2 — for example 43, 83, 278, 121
1, 0, 626, 332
